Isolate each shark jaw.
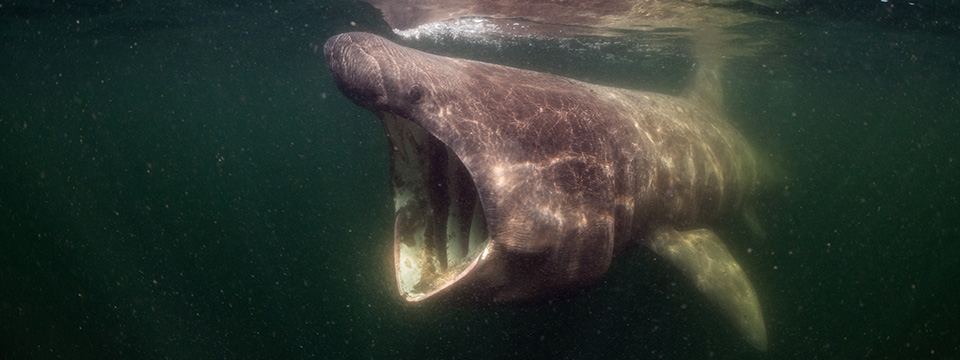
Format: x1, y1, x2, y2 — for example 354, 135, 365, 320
382, 112, 493, 302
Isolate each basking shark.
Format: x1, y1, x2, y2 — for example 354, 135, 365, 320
324, 32, 768, 350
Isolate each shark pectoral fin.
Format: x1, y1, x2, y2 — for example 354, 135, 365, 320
649, 228, 768, 351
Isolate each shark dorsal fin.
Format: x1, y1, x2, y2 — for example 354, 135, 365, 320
682, 28, 728, 112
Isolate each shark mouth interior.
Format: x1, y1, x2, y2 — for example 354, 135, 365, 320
381, 113, 492, 302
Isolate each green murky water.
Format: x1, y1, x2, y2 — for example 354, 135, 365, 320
2, 1, 958, 359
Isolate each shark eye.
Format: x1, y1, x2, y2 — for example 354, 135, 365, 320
408, 83, 424, 103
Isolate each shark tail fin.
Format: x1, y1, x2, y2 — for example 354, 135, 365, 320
649, 227, 768, 351
743, 205, 768, 241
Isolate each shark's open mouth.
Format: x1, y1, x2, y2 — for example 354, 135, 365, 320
381, 113, 492, 301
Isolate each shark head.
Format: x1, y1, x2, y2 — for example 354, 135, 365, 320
324, 32, 622, 303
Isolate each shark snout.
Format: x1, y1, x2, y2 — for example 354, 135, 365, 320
324, 33, 390, 108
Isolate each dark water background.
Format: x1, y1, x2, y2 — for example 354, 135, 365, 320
2, 1, 958, 359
